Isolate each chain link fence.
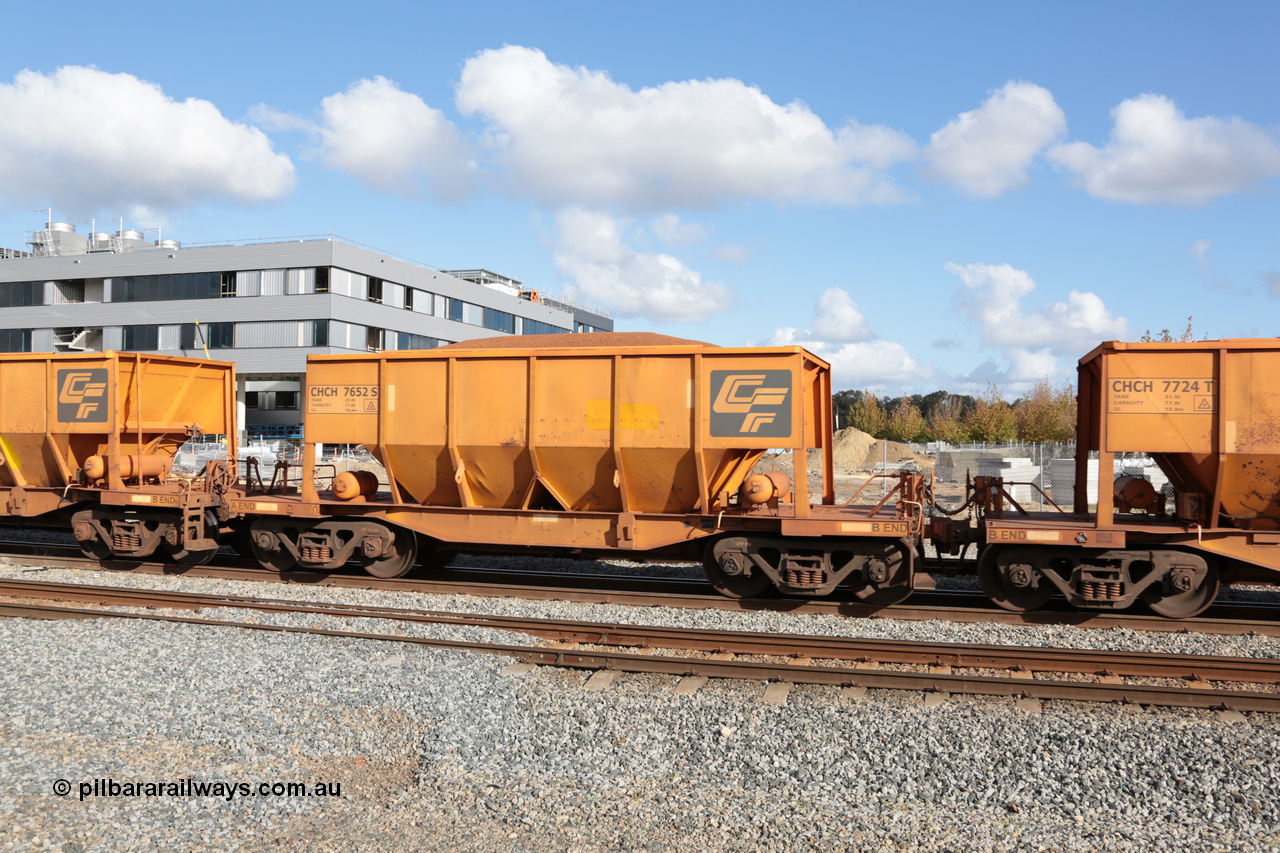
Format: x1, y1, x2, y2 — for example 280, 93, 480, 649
757, 442, 1168, 514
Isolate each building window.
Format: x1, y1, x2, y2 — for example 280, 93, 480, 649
220, 272, 236, 298
315, 266, 329, 293
404, 289, 414, 311
115, 273, 221, 303
523, 319, 571, 335
181, 322, 234, 350
122, 324, 160, 350
396, 332, 439, 350
447, 297, 463, 322
367, 278, 383, 303
366, 327, 383, 352
0, 329, 32, 353
275, 391, 298, 410
209, 322, 234, 348
245, 391, 260, 410
308, 320, 328, 347
0, 281, 43, 307
483, 308, 515, 334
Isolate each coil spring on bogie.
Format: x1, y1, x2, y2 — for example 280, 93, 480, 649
300, 546, 332, 562
784, 569, 824, 587
112, 533, 142, 551
1081, 581, 1124, 600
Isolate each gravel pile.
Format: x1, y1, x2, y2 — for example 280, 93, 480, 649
2, 561, 1280, 852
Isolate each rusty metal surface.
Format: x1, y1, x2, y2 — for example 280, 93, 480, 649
305, 343, 829, 515
2, 596, 1278, 712
1079, 340, 1280, 544
0, 351, 235, 492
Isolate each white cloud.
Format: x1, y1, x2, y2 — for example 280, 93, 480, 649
456, 46, 917, 209
1262, 271, 1280, 299
312, 76, 476, 202
757, 290, 931, 389
1189, 239, 1212, 263
1048, 94, 1280, 205
814, 341, 932, 389
761, 327, 931, 389
650, 213, 708, 246
946, 261, 1127, 382
0, 66, 295, 212
553, 209, 731, 323
922, 81, 1066, 197
810, 288, 873, 343
713, 244, 753, 264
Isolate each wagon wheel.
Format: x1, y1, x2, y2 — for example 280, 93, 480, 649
249, 521, 297, 572
1140, 561, 1220, 619
71, 514, 113, 562
847, 540, 914, 606
978, 547, 1054, 612
363, 525, 418, 579
703, 538, 771, 599
77, 536, 113, 562
169, 545, 218, 567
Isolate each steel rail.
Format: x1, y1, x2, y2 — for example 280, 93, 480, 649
3, 578, 1279, 685
3, 540, 1280, 636
2, 598, 1277, 713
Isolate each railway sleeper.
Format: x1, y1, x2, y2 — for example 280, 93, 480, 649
980, 545, 1218, 618
705, 535, 915, 604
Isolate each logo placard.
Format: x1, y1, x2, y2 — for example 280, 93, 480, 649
57, 369, 109, 423
709, 370, 792, 438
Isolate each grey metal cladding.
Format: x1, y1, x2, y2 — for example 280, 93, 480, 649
0, 239, 339, 279
235, 320, 300, 348
0, 237, 579, 339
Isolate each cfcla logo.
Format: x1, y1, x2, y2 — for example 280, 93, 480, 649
57, 369, 109, 423
709, 370, 792, 438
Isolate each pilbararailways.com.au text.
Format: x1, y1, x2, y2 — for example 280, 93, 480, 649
52, 778, 343, 802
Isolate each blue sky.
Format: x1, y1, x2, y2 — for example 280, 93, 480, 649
1, 1, 1276, 395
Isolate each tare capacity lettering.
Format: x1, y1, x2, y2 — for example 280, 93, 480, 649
307, 385, 381, 414
1111, 379, 1215, 394
1107, 376, 1216, 415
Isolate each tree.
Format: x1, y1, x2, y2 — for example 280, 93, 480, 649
848, 388, 888, 437
833, 389, 859, 430
926, 394, 968, 443
1014, 378, 1076, 442
884, 399, 926, 443
1141, 316, 1197, 343
963, 383, 1016, 442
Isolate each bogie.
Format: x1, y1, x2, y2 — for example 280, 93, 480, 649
977, 545, 1219, 618
703, 535, 914, 603
247, 518, 417, 578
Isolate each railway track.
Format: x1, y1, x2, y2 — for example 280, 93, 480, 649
2, 538, 1280, 637
3, 577, 1279, 712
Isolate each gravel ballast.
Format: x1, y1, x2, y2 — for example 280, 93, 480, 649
2, 561, 1280, 852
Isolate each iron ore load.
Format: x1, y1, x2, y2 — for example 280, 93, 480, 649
3, 333, 1280, 619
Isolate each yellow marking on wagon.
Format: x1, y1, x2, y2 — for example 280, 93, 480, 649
840, 521, 910, 535
990, 529, 1062, 542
